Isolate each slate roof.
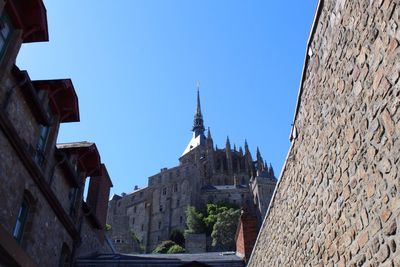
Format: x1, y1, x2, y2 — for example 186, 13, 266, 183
75, 252, 245, 267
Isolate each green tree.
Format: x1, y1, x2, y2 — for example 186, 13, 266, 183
211, 208, 241, 250
203, 203, 238, 235
185, 206, 206, 235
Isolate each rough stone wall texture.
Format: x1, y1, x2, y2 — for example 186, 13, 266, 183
185, 233, 207, 253
74, 216, 113, 258
0, 131, 74, 266
249, 0, 400, 266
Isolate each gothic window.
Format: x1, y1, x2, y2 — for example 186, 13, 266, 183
180, 216, 183, 224
140, 192, 144, 198
0, 13, 13, 58
12, 197, 29, 244
173, 184, 178, 192
158, 221, 161, 229
132, 217, 135, 225
131, 196, 135, 202
141, 224, 144, 231
176, 199, 180, 207
162, 187, 167, 195
158, 176, 162, 183
134, 206, 137, 213
159, 205, 163, 212
176, 169, 180, 177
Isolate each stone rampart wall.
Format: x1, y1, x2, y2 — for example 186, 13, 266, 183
250, 0, 400, 266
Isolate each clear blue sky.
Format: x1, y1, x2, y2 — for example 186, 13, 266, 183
17, 1, 317, 196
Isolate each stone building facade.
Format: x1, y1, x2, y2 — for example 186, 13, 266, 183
0, 1, 113, 266
107, 90, 277, 253
250, 0, 400, 266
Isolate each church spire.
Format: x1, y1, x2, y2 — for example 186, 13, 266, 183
192, 84, 205, 137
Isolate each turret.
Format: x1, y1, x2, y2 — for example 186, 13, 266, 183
226, 136, 233, 175
206, 127, 214, 148
269, 163, 275, 178
256, 147, 265, 173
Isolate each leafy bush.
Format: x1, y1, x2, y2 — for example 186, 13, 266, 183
152, 240, 177, 254
167, 244, 185, 254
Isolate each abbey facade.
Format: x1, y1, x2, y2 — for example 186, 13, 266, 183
107, 91, 277, 252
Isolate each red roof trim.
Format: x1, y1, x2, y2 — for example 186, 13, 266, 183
58, 143, 102, 177
5, 0, 49, 43
32, 79, 80, 123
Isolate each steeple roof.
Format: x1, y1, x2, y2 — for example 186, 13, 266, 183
182, 86, 206, 156
192, 88, 205, 136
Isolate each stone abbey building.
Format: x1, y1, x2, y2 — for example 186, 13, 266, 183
107, 90, 277, 253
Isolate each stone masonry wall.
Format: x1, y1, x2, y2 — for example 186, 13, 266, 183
250, 0, 400, 266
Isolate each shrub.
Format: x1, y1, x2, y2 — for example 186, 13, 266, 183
167, 244, 185, 254
152, 240, 176, 254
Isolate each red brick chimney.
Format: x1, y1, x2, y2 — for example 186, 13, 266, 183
87, 164, 113, 228
235, 208, 259, 263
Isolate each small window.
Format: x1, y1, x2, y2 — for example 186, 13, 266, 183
159, 205, 163, 212
162, 188, 167, 195
180, 216, 183, 224
131, 196, 135, 202
132, 217, 135, 225
141, 224, 144, 231
35, 125, 50, 165
176, 199, 180, 207
134, 206, 137, 213
176, 170, 180, 177
12, 197, 29, 244
158, 176, 162, 183
173, 184, 178, 192
140, 192, 144, 198
158, 221, 161, 229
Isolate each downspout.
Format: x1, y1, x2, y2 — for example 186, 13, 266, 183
247, 0, 324, 265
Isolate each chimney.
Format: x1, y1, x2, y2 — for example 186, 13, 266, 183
235, 208, 259, 263
87, 164, 113, 228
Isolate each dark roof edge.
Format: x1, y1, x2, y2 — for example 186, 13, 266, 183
290, 0, 325, 141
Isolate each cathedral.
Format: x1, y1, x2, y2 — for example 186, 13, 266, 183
107, 90, 277, 253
